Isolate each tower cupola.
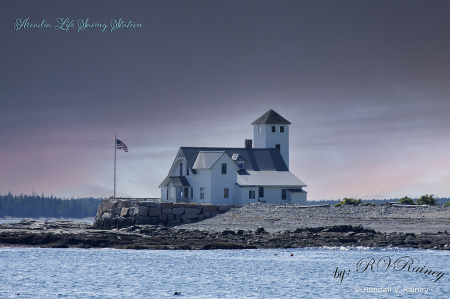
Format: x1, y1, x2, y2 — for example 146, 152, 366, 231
251, 109, 291, 169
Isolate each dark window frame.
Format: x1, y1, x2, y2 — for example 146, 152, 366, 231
280, 126, 284, 133
259, 187, 264, 197
222, 163, 227, 174
180, 162, 183, 176
271, 126, 276, 132
282, 189, 287, 200
249, 190, 255, 199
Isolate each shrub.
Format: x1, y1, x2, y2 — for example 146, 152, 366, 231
444, 201, 450, 207
334, 198, 362, 206
398, 196, 415, 205
417, 194, 437, 205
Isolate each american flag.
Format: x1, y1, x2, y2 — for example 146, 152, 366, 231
116, 139, 128, 152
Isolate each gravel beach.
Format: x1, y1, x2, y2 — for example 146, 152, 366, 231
180, 203, 450, 234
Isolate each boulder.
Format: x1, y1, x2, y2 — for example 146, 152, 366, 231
137, 216, 150, 224
120, 208, 129, 217
138, 201, 159, 207
148, 207, 162, 216
162, 208, 173, 215
203, 211, 211, 218
181, 214, 198, 220
172, 208, 185, 215
185, 208, 202, 215
160, 202, 174, 208
202, 205, 218, 212
101, 212, 111, 220
137, 206, 149, 216
149, 217, 159, 225
159, 215, 168, 223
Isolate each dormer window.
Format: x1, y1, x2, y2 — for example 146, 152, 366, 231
180, 162, 183, 176
238, 163, 244, 169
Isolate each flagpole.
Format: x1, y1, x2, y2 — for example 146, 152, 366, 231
114, 133, 116, 198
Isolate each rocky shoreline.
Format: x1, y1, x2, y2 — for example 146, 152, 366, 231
1, 203, 449, 250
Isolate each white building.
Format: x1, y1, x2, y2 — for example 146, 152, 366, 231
159, 110, 307, 205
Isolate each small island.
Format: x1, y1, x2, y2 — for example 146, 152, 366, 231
1, 200, 449, 250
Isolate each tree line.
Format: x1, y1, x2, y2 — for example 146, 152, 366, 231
0, 192, 102, 218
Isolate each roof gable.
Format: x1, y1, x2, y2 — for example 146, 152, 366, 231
251, 109, 291, 125
181, 147, 288, 172
192, 151, 225, 169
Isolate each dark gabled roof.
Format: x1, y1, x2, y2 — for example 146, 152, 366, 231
170, 176, 191, 187
180, 147, 288, 171
251, 109, 291, 125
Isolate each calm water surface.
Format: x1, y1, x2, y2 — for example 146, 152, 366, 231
0, 247, 449, 298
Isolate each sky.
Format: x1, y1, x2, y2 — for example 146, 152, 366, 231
1, 0, 450, 201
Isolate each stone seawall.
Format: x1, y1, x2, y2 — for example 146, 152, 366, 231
94, 199, 232, 229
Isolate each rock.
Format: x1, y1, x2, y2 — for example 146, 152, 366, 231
185, 208, 202, 215
137, 216, 150, 224
202, 205, 218, 212
137, 201, 159, 207
137, 206, 149, 216
148, 207, 162, 216
255, 227, 265, 234
162, 208, 173, 215
172, 208, 185, 215
120, 208, 129, 217
222, 230, 235, 236
101, 212, 111, 220
181, 214, 199, 220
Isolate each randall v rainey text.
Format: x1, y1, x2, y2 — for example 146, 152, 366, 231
355, 286, 429, 294
333, 255, 445, 284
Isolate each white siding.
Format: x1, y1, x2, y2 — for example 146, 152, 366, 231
209, 154, 238, 205
254, 124, 289, 169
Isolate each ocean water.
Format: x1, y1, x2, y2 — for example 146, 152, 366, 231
0, 247, 449, 298
0, 218, 95, 225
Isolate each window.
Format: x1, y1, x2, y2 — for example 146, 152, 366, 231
200, 187, 205, 200
280, 126, 284, 133
238, 163, 244, 169
282, 189, 287, 200
184, 187, 188, 198
259, 187, 264, 197
271, 126, 276, 132
249, 190, 255, 199
222, 163, 227, 174
275, 144, 280, 150
258, 126, 262, 133
187, 167, 189, 176
191, 188, 193, 199
224, 188, 229, 198
180, 162, 183, 176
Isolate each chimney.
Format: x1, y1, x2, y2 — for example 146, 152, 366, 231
245, 139, 252, 148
